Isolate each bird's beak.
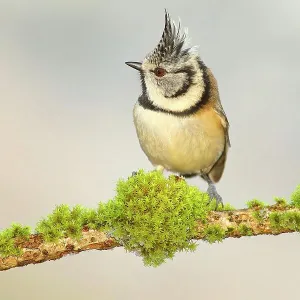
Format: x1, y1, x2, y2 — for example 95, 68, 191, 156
125, 61, 142, 71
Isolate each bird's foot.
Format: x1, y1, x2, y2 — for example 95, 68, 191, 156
207, 184, 224, 210
130, 171, 138, 177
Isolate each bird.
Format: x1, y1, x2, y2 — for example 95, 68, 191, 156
125, 10, 230, 208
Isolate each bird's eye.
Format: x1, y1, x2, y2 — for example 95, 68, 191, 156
154, 67, 166, 77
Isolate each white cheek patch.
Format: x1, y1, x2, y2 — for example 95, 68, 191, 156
144, 57, 205, 113
162, 72, 188, 97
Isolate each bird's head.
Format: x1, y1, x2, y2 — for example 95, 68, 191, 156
126, 10, 208, 113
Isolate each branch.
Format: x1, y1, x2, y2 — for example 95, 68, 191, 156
1, 204, 299, 271
0, 229, 119, 271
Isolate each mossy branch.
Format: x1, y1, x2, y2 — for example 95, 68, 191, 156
0, 205, 299, 271
1, 171, 299, 271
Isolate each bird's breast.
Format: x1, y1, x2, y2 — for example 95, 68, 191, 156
133, 103, 225, 174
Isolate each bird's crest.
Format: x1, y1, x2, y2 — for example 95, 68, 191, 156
147, 10, 190, 64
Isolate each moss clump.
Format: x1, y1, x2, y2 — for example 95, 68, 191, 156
203, 224, 226, 243
221, 203, 236, 211
274, 197, 288, 207
269, 211, 300, 231
251, 208, 268, 224
252, 211, 263, 223
0, 223, 31, 258
8, 170, 211, 265
107, 170, 210, 267
238, 224, 253, 236
36, 205, 97, 242
291, 185, 300, 208
246, 199, 266, 209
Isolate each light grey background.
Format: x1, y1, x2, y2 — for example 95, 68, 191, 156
0, 1, 299, 299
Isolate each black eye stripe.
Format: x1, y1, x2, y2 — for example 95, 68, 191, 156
150, 67, 194, 76
150, 69, 167, 73
173, 66, 195, 76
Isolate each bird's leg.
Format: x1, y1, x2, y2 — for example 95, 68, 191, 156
201, 174, 224, 210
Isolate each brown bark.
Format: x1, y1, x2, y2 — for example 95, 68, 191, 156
0, 230, 119, 271
198, 205, 297, 238
0, 204, 298, 271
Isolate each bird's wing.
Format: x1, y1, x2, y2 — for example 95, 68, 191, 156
214, 103, 231, 147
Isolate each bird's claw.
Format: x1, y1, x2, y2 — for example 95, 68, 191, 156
206, 184, 224, 210
131, 171, 138, 177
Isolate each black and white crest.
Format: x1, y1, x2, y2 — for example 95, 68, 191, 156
147, 10, 190, 65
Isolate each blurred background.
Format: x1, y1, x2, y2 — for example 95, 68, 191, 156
0, 1, 299, 299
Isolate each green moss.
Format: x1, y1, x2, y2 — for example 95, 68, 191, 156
36, 204, 94, 242
226, 226, 235, 234
269, 211, 300, 231
107, 170, 210, 267
81, 208, 101, 230
203, 224, 226, 243
206, 198, 223, 211
0, 172, 299, 267
246, 199, 266, 209
274, 197, 288, 207
291, 185, 300, 208
0, 223, 31, 258
32, 169, 212, 267
252, 211, 262, 223
238, 224, 253, 236
269, 212, 281, 230
251, 209, 268, 224
221, 203, 236, 211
